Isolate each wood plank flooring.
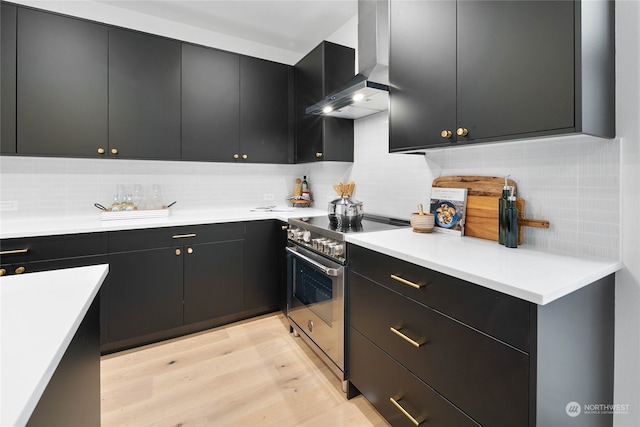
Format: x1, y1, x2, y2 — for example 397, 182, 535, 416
101, 312, 389, 427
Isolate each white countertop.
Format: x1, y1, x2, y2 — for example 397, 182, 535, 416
0, 264, 109, 427
346, 228, 621, 305
1, 208, 622, 306
0, 206, 328, 239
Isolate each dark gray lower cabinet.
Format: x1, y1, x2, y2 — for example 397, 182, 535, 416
348, 245, 615, 427
102, 221, 280, 353
184, 239, 245, 324
106, 247, 184, 344
0, 232, 108, 277
350, 328, 480, 427
27, 297, 100, 427
244, 220, 282, 313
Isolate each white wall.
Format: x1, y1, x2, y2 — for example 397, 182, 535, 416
613, 1, 640, 426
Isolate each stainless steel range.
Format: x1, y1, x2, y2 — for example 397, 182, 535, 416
286, 214, 409, 392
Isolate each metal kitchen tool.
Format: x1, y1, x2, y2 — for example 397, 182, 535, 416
329, 182, 363, 226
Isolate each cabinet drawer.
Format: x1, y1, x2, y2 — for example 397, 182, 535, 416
108, 223, 245, 253
350, 272, 529, 427
349, 327, 481, 427
0, 232, 107, 264
349, 244, 530, 352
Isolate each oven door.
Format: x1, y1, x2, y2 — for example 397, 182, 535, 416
286, 244, 345, 374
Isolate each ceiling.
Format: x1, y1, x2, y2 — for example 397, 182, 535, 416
98, 0, 358, 56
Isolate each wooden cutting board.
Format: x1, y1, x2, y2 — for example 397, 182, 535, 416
432, 176, 549, 244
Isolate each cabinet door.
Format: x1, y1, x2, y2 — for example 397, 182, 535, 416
389, 0, 456, 151
295, 44, 324, 163
16, 8, 108, 157
295, 41, 354, 163
244, 221, 280, 313
182, 44, 240, 162
240, 57, 292, 163
106, 248, 183, 343
456, 0, 575, 142
1, 3, 16, 154
183, 239, 245, 324
349, 327, 481, 427
109, 28, 181, 159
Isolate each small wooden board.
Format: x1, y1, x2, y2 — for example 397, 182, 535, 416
432, 176, 549, 244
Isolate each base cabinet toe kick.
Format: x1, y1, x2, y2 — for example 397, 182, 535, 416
346, 245, 614, 427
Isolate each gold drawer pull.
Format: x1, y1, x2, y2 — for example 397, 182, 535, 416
389, 396, 424, 426
390, 274, 424, 289
0, 249, 29, 256
172, 233, 196, 239
15, 266, 26, 274
390, 326, 424, 348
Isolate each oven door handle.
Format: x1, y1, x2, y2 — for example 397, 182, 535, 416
286, 246, 340, 277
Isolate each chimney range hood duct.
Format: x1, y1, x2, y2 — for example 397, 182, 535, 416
306, 0, 389, 119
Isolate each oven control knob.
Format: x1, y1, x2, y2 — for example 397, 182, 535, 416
331, 244, 344, 256
307, 320, 314, 333
302, 230, 311, 243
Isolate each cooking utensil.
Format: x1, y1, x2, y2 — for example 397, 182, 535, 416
432, 176, 549, 244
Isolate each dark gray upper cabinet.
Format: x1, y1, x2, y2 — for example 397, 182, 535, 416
109, 27, 181, 160
295, 41, 355, 163
1, 2, 17, 154
240, 56, 293, 164
181, 44, 241, 162
15, 8, 108, 157
389, 0, 615, 152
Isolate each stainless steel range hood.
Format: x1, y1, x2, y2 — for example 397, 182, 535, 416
305, 0, 389, 119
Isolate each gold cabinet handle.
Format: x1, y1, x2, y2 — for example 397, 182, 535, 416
187, 247, 194, 254
175, 248, 182, 256
15, 266, 26, 275
440, 130, 452, 139
456, 127, 469, 137
97, 147, 105, 154
315, 152, 323, 158
111, 148, 118, 155
389, 396, 424, 426
390, 274, 424, 289
0, 249, 29, 256
242, 154, 248, 159
281, 225, 288, 231
0, 269, 6, 276
390, 326, 425, 348
233, 153, 239, 159
172, 233, 196, 239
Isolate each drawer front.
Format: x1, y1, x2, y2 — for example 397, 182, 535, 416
0, 232, 107, 264
349, 244, 530, 352
108, 222, 245, 253
350, 272, 529, 427
349, 327, 481, 427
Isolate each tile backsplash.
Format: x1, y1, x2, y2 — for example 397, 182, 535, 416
0, 112, 620, 260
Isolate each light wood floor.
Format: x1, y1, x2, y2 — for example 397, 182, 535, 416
101, 312, 389, 427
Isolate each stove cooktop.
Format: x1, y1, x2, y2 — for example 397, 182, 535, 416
288, 214, 409, 240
